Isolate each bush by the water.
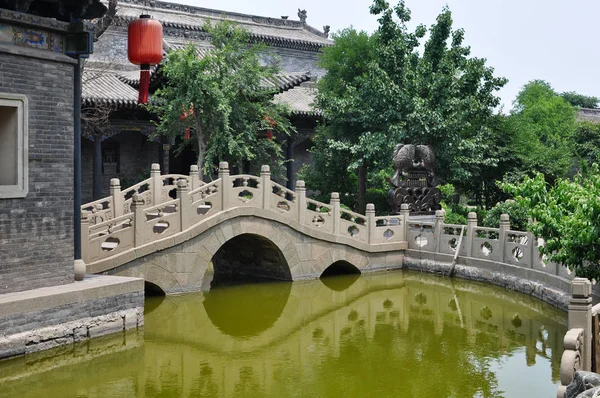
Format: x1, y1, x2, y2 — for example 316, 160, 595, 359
482, 200, 529, 231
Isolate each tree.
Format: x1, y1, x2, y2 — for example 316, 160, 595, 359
503, 165, 600, 279
309, 1, 506, 212
560, 91, 599, 109
506, 80, 576, 184
150, 21, 294, 176
575, 121, 600, 167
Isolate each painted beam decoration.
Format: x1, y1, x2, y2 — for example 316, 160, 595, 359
0, 0, 107, 21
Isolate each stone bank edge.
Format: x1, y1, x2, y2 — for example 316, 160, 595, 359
0, 275, 144, 360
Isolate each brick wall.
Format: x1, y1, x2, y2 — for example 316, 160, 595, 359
81, 131, 161, 202
0, 50, 75, 294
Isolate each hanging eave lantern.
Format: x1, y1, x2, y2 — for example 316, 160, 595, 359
128, 14, 163, 104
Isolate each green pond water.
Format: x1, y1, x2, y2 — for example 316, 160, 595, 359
0, 270, 566, 398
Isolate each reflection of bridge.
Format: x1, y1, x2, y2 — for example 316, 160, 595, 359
81, 163, 575, 303
0, 272, 567, 398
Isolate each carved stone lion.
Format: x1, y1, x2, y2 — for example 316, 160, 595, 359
391, 144, 436, 188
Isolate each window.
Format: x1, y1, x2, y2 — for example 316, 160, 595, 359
0, 93, 28, 198
102, 142, 120, 174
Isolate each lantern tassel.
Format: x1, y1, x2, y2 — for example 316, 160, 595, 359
138, 66, 150, 104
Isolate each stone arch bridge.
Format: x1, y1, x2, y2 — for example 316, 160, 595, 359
81, 162, 575, 300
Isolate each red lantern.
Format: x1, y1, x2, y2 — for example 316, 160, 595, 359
128, 15, 163, 104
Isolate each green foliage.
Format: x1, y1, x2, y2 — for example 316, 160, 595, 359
575, 121, 600, 167
560, 91, 599, 109
441, 203, 468, 225
149, 21, 294, 176
506, 80, 576, 184
310, 1, 506, 212
482, 200, 529, 231
503, 165, 600, 279
438, 184, 455, 203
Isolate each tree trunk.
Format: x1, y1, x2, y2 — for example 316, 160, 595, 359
358, 161, 367, 214
195, 117, 206, 180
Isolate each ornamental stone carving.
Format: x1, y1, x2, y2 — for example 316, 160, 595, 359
389, 144, 441, 215
564, 371, 600, 398
298, 9, 307, 23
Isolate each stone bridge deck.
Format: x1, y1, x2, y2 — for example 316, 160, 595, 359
81, 162, 576, 301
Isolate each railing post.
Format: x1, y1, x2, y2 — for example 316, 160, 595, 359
189, 165, 201, 191
499, 213, 510, 263
330, 192, 340, 236
151, 163, 161, 206
466, 212, 477, 257
261, 165, 271, 210
366, 203, 375, 244
400, 204, 410, 243
131, 193, 145, 247
569, 277, 593, 371
110, 178, 123, 217
81, 210, 90, 264
177, 179, 190, 231
434, 209, 445, 252
296, 180, 306, 224
218, 161, 230, 211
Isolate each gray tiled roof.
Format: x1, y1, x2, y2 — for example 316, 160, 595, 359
577, 108, 600, 123
274, 85, 319, 117
82, 71, 140, 107
114, 0, 332, 51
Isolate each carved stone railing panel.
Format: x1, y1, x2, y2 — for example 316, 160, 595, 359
85, 213, 135, 264
160, 174, 189, 203
269, 182, 297, 219
374, 216, 404, 244
188, 179, 222, 226
439, 223, 467, 256
505, 230, 532, 267
141, 199, 180, 245
230, 175, 262, 208
121, 178, 152, 203
306, 198, 333, 234
82, 197, 114, 226
471, 226, 501, 262
407, 221, 435, 251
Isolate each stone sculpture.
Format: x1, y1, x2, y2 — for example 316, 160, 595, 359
297, 9, 307, 24
389, 144, 441, 215
565, 371, 600, 398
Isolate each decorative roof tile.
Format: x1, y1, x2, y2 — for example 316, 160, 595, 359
274, 85, 320, 117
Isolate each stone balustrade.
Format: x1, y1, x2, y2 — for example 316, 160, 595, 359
81, 162, 412, 268
557, 278, 598, 397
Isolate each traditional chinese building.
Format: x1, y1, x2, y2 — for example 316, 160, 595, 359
82, 0, 330, 202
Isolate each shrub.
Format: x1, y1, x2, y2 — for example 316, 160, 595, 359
482, 200, 529, 231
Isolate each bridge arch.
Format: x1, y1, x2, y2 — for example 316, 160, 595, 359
210, 233, 292, 286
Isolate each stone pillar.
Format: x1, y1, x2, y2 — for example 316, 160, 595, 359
218, 161, 230, 211
466, 212, 477, 257
177, 179, 190, 231
366, 203, 375, 244
131, 193, 145, 247
499, 214, 510, 263
189, 165, 201, 191
331, 192, 340, 235
76, 210, 90, 280
569, 277, 593, 371
110, 178, 123, 218
434, 209, 445, 252
261, 165, 271, 210
296, 180, 306, 224
400, 204, 410, 243
80, 210, 90, 264
151, 163, 161, 206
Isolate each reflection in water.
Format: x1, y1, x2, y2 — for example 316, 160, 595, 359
203, 281, 292, 337
0, 271, 567, 398
320, 272, 361, 291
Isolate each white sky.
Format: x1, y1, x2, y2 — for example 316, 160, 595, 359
163, 0, 600, 110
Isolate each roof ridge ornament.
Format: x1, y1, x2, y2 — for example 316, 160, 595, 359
298, 9, 307, 24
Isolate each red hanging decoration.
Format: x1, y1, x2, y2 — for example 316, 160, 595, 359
128, 15, 163, 104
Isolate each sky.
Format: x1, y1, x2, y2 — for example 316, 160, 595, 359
163, 0, 600, 110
